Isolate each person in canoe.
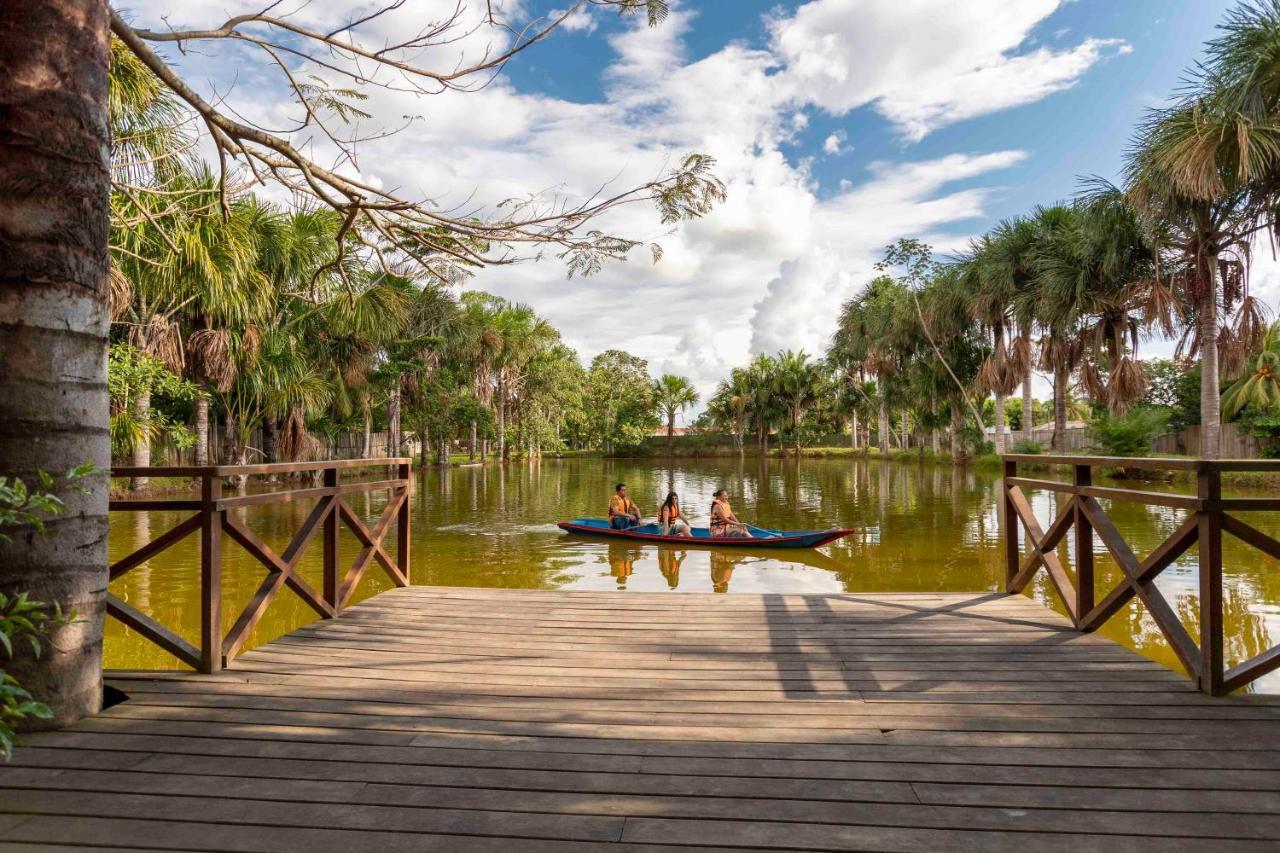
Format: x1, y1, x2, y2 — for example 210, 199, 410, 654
710, 489, 752, 538
657, 491, 692, 537
608, 483, 642, 530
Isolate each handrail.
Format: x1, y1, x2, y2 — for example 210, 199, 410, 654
1001, 454, 1280, 695
108, 459, 412, 672
1003, 453, 1280, 472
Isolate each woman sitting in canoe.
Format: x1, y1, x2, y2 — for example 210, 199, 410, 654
657, 491, 692, 537
710, 490, 752, 538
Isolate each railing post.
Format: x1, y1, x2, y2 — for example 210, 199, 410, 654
323, 465, 339, 610
397, 460, 411, 584
1197, 465, 1225, 695
1073, 464, 1094, 629
199, 472, 222, 673
1002, 457, 1019, 592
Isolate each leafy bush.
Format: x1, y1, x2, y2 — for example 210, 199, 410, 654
0, 467, 90, 760
1011, 438, 1042, 454
1089, 408, 1169, 457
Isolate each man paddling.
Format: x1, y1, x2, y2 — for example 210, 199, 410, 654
608, 483, 642, 530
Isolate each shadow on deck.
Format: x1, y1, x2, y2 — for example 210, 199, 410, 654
4, 585, 1280, 851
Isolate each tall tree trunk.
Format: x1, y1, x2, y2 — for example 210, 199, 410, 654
361, 412, 371, 459
262, 416, 278, 464
420, 430, 431, 469
850, 411, 859, 450
1052, 363, 1068, 451
194, 395, 210, 466
1022, 372, 1034, 443
931, 427, 940, 456
130, 390, 151, 490
387, 384, 401, 459
878, 403, 889, 453
496, 378, 506, 462
1200, 265, 1221, 460
994, 392, 1006, 454
221, 412, 238, 465
469, 420, 476, 461
0, 0, 111, 729
666, 411, 675, 455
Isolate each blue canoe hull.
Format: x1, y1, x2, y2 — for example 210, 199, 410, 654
557, 518, 853, 549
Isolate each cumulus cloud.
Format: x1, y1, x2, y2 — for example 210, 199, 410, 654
770, 0, 1128, 140
122, 0, 1121, 403
822, 130, 849, 155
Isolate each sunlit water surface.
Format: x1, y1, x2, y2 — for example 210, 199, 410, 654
106, 457, 1280, 692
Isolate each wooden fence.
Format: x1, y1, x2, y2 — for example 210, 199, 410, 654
1002, 453, 1280, 695
108, 459, 412, 672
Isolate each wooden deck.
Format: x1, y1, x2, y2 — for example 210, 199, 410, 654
5, 586, 1280, 851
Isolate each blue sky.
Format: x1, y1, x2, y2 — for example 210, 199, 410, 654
129, 0, 1258, 406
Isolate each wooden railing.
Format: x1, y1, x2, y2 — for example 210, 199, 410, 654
1002, 454, 1280, 695
109, 459, 412, 672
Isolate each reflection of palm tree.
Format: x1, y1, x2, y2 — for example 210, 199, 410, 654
658, 548, 686, 589
608, 542, 641, 590
710, 551, 746, 593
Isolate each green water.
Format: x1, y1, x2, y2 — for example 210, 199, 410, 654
105, 457, 1280, 692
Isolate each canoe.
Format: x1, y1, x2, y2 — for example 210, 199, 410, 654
557, 518, 853, 549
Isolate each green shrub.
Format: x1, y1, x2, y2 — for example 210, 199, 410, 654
1011, 438, 1042, 454
1089, 409, 1169, 457
0, 466, 90, 760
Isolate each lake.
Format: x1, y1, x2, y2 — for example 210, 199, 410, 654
106, 457, 1280, 692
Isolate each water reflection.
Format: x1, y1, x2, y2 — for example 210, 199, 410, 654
105, 457, 1280, 692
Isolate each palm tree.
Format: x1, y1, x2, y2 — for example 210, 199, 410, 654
653, 374, 698, 454
1125, 96, 1266, 457
491, 302, 556, 461
771, 351, 823, 454
0, 0, 113, 729
1223, 321, 1280, 419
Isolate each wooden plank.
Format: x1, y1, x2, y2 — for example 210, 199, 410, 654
38, 586, 1280, 850
105, 595, 201, 670
109, 513, 202, 581
1079, 497, 1203, 678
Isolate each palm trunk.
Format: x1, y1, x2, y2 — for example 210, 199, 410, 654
496, 379, 506, 462
262, 416, 279, 464
1052, 363, 1068, 451
667, 412, 675, 455
387, 384, 401, 459
420, 430, 431, 469
194, 395, 210, 466
361, 413, 372, 459
1022, 373, 1034, 443
994, 392, 1006, 454
0, 0, 111, 729
130, 390, 151, 490
469, 420, 477, 461
221, 412, 238, 465
1200, 264, 1221, 460
850, 411, 859, 450
878, 403, 889, 453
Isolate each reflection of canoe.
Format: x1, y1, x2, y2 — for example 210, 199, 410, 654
557, 518, 853, 549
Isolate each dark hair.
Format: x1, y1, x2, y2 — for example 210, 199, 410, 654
615, 483, 626, 492
711, 489, 727, 514
660, 491, 679, 518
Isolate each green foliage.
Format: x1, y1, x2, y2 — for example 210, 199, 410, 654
0, 463, 99, 542
108, 344, 202, 456
1142, 359, 1200, 432
1090, 409, 1170, 457
587, 350, 660, 453
1011, 438, 1043, 454
0, 469, 88, 760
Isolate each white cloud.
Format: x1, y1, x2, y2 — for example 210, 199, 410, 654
770, 0, 1128, 140
121, 0, 1120, 403
822, 130, 849, 155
